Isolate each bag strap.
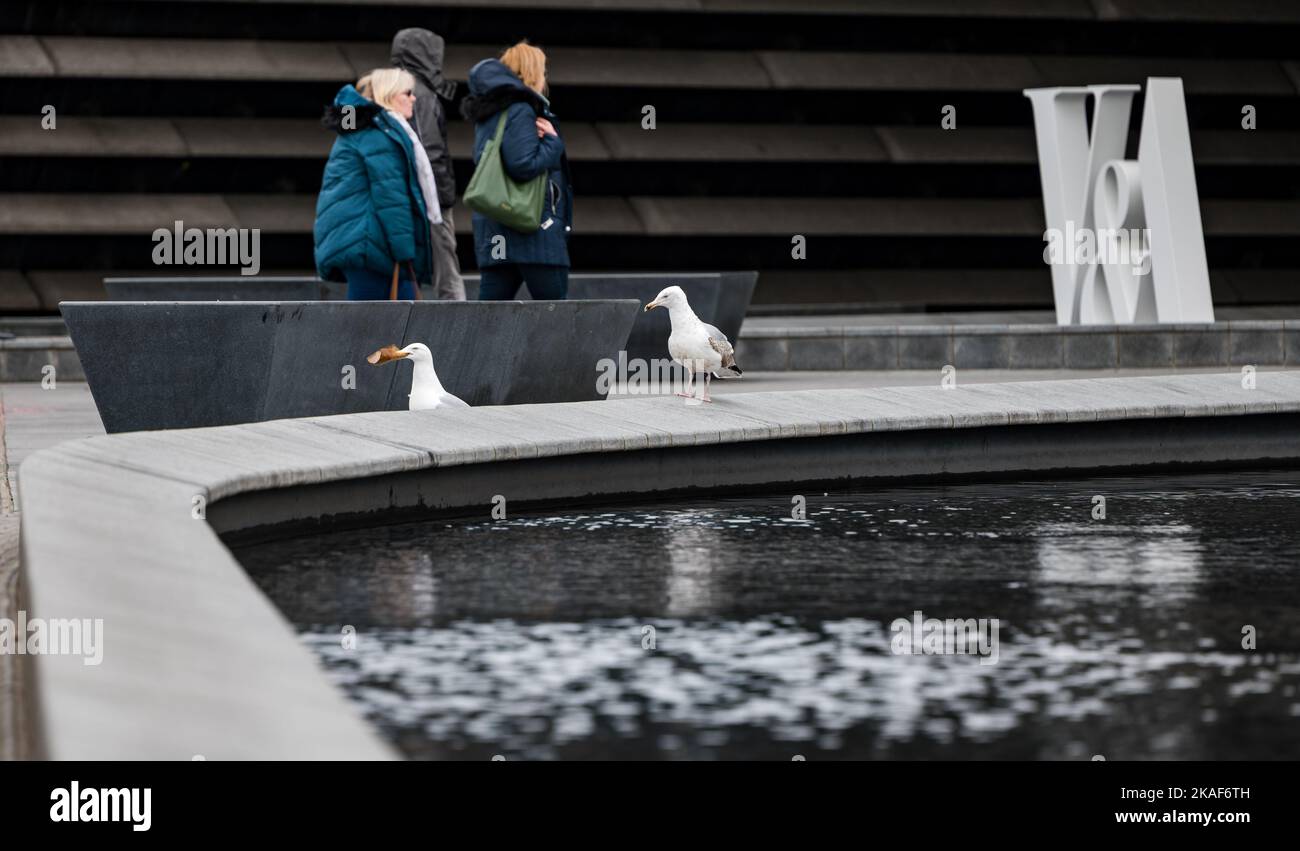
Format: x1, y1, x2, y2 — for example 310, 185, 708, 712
492, 109, 509, 144
388, 262, 423, 300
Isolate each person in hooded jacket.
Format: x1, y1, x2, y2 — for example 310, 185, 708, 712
391, 27, 465, 301
461, 41, 573, 300
314, 69, 441, 300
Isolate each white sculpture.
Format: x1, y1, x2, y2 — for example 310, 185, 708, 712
1024, 77, 1215, 325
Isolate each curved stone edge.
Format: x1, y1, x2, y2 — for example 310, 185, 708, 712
17, 371, 1300, 759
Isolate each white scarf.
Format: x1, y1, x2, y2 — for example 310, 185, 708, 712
388, 110, 443, 226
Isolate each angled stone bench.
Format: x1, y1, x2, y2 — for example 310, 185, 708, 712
463, 272, 756, 362
61, 300, 639, 432
102, 272, 758, 365
105, 277, 325, 301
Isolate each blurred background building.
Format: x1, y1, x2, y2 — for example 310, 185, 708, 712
2, 0, 1299, 314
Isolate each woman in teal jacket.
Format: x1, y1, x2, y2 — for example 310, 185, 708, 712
314, 73, 436, 299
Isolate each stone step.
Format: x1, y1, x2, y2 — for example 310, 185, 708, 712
7, 315, 1300, 382
733, 318, 1300, 371
4, 193, 1299, 237
5, 267, 1300, 314
7, 117, 1300, 167
5, 35, 1297, 95
51, 0, 1098, 20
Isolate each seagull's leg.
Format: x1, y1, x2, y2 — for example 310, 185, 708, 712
702, 372, 713, 403
675, 365, 693, 398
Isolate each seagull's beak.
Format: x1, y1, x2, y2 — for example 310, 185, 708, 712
644, 299, 662, 312
366, 345, 409, 365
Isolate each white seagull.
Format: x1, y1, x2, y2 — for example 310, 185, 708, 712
644, 285, 742, 403
367, 342, 469, 411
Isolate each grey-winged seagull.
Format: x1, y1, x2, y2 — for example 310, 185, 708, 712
644, 285, 743, 403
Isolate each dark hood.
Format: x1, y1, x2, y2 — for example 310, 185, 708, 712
460, 58, 549, 123
391, 27, 456, 101
321, 84, 384, 134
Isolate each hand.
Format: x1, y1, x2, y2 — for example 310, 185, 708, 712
535, 117, 557, 137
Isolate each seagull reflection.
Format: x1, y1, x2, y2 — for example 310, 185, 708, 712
662, 511, 727, 617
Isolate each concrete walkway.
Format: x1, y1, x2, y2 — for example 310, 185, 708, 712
0, 509, 18, 760
606, 365, 1269, 397
0, 382, 103, 759
16, 370, 1300, 759
1, 367, 1250, 499
1, 382, 104, 506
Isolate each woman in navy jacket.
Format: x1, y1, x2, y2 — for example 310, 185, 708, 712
461, 42, 574, 300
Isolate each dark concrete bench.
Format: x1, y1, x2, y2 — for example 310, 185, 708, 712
61, 300, 639, 433
464, 272, 755, 362
103, 272, 758, 364
104, 277, 328, 301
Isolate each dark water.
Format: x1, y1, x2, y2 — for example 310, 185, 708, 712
235, 471, 1300, 760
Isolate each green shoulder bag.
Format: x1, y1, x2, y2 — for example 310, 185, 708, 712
463, 110, 547, 233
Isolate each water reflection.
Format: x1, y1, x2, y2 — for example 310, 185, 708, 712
236, 470, 1300, 760
1033, 522, 1204, 597
664, 511, 730, 617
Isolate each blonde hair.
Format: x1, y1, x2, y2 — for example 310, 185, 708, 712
368, 67, 415, 110
500, 40, 547, 95
355, 73, 373, 100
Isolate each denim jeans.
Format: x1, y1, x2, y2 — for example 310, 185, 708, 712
478, 264, 569, 300
344, 266, 417, 300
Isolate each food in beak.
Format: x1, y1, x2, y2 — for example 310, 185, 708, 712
367, 345, 408, 365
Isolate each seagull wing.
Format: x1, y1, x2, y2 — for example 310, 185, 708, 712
441, 391, 470, 408
705, 327, 743, 377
